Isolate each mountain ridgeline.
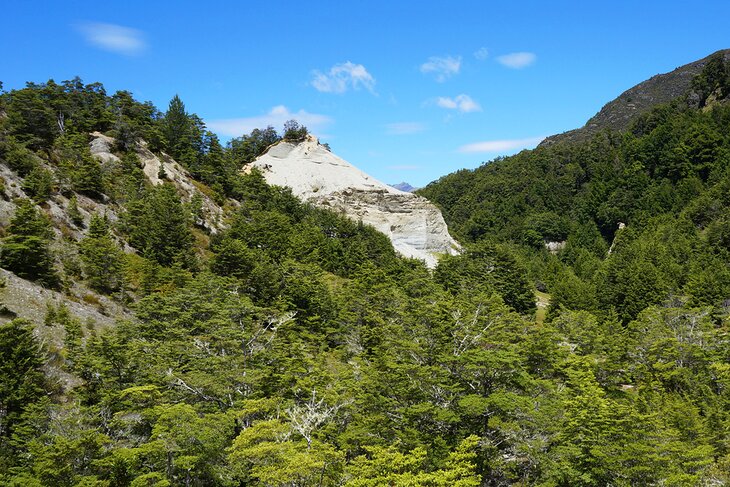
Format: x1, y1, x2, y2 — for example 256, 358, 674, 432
1, 50, 730, 486
420, 49, 730, 321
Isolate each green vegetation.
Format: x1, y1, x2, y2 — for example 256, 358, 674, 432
79, 214, 124, 293
0, 199, 58, 285
420, 52, 730, 323
0, 56, 729, 485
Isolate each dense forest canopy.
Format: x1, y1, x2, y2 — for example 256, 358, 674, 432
0, 53, 729, 485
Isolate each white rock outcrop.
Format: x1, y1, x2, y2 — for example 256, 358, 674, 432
246, 137, 460, 268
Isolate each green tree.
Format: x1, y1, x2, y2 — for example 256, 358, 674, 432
435, 241, 535, 314
228, 417, 344, 487
67, 194, 83, 226
140, 404, 234, 485
227, 126, 281, 166
79, 213, 124, 293
21, 166, 54, 203
56, 134, 104, 196
0, 137, 38, 176
0, 199, 57, 285
283, 120, 309, 143
344, 436, 481, 486
0, 319, 48, 469
162, 95, 193, 161
4, 85, 58, 150
124, 184, 195, 267
73, 156, 104, 196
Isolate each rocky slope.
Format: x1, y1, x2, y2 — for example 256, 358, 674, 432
245, 137, 460, 267
541, 49, 730, 146
89, 132, 228, 233
0, 132, 230, 334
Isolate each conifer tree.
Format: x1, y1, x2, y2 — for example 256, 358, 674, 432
67, 194, 83, 226
21, 166, 53, 202
125, 184, 195, 267
162, 94, 192, 160
79, 213, 124, 293
0, 199, 57, 285
72, 154, 104, 196
0, 319, 48, 467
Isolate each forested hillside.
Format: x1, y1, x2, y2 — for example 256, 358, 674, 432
421, 51, 730, 322
1, 52, 730, 486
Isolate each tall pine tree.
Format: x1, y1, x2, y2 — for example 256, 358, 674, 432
162, 94, 193, 161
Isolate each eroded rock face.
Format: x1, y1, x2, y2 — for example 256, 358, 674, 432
246, 137, 460, 268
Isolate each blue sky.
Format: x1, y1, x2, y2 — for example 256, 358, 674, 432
2, 1, 729, 186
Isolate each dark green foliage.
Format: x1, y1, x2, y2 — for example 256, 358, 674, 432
283, 119, 309, 142
422, 94, 730, 322
420, 103, 730, 245
0, 319, 48, 468
104, 151, 148, 204
522, 211, 571, 242
123, 183, 195, 267
2, 78, 113, 151
223, 170, 400, 280
691, 51, 730, 106
56, 134, 104, 196
158, 94, 239, 192
435, 241, 536, 314
162, 94, 192, 161
227, 125, 281, 166
3, 85, 58, 150
67, 194, 83, 226
0, 137, 38, 176
0, 199, 57, 285
79, 213, 124, 293
21, 166, 53, 202
72, 156, 104, 196
109, 90, 164, 153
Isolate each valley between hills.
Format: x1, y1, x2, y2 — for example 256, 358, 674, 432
1, 50, 730, 485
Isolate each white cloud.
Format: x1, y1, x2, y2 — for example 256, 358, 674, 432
496, 52, 537, 69
385, 122, 426, 135
207, 105, 332, 137
76, 22, 146, 56
474, 47, 489, 60
436, 94, 482, 113
420, 55, 461, 82
458, 136, 545, 153
311, 61, 376, 94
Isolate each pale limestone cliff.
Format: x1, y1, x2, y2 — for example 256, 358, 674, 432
246, 137, 460, 268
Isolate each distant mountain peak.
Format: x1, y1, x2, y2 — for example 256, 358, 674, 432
390, 182, 417, 192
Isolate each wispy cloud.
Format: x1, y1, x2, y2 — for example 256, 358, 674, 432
420, 55, 461, 82
436, 94, 482, 113
311, 62, 376, 94
474, 47, 489, 60
458, 136, 544, 153
496, 52, 537, 69
385, 122, 427, 135
388, 164, 421, 170
76, 22, 146, 56
207, 106, 332, 137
